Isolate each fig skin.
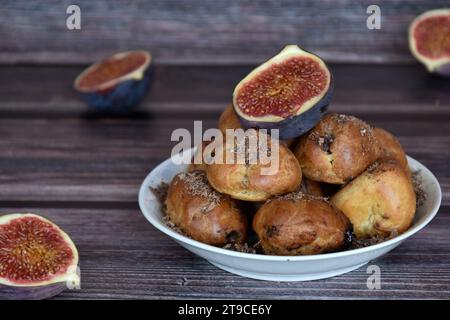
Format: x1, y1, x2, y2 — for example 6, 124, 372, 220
331, 159, 416, 239
74, 50, 153, 111
0, 213, 80, 300
409, 9, 450, 76
165, 171, 248, 246
253, 193, 350, 255
294, 113, 381, 184
0, 282, 69, 300
233, 45, 333, 139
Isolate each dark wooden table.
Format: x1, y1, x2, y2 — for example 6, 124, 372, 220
0, 64, 449, 299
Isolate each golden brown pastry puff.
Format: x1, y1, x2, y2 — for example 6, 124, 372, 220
253, 193, 350, 255
293, 113, 381, 184
373, 127, 408, 170
299, 177, 326, 197
206, 130, 302, 201
218, 104, 243, 134
331, 158, 416, 239
165, 171, 247, 246
218, 105, 296, 148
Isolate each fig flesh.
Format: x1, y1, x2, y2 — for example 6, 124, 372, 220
233, 45, 333, 139
0, 213, 79, 300
409, 9, 450, 76
74, 50, 153, 111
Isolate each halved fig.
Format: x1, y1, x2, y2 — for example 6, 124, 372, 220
233, 45, 333, 139
409, 9, 450, 75
0, 213, 80, 300
74, 50, 152, 111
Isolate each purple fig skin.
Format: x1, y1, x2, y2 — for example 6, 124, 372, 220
74, 50, 153, 112
0, 282, 67, 300
237, 77, 333, 140
435, 62, 450, 77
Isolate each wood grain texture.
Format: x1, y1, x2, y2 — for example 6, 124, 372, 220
0, 65, 448, 204
0, 64, 449, 299
0, 117, 448, 204
0, 64, 449, 115
0, 0, 449, 65
0, 206, 448, 300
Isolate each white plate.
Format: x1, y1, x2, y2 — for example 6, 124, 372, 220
138, 149, 442, 281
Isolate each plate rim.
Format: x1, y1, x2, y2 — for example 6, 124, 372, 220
138, 151, 442, 262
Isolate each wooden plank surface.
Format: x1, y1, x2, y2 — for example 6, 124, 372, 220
0, 64, 449, 299
1, 0, 449, 65
0, 64, 448, 204
0, 205, 448, 300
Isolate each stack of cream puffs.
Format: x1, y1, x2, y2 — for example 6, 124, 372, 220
163, 106, 416, 256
